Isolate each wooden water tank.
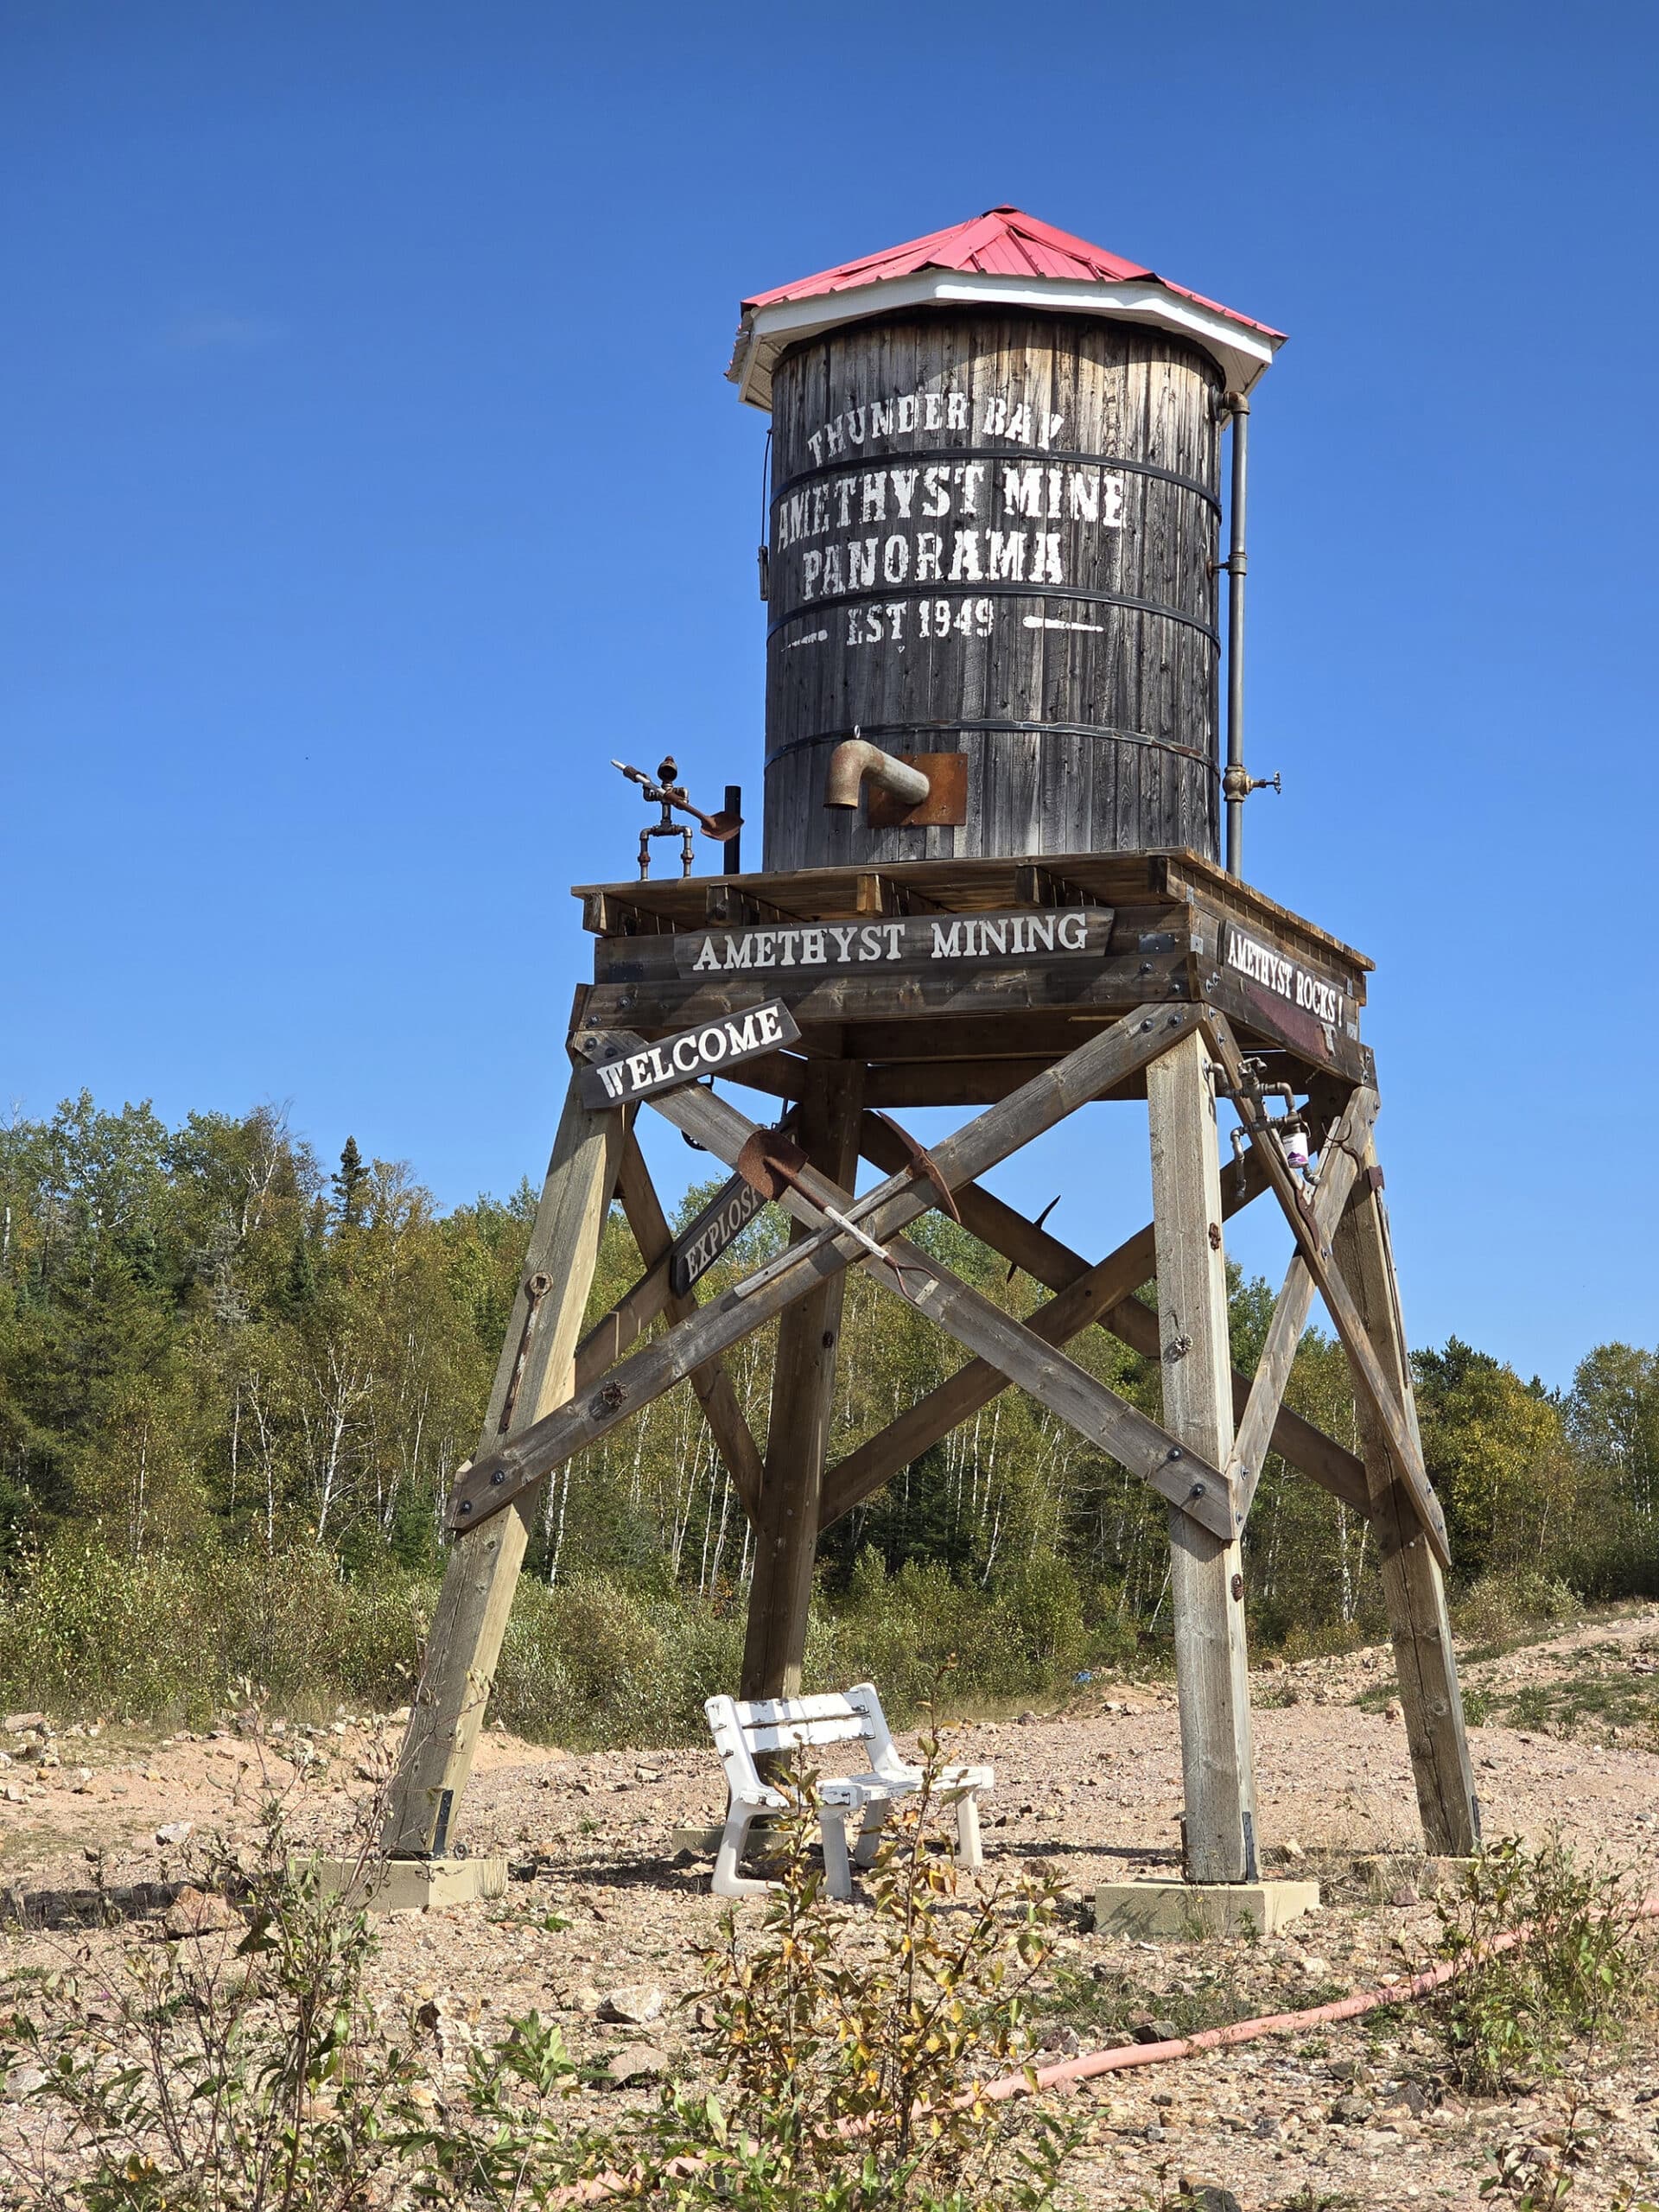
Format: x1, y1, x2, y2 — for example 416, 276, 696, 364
761, 309, 1224, 872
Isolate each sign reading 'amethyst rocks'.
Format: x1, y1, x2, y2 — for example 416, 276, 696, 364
669, 1172, 769, 1297
576, 1000, 801, 1109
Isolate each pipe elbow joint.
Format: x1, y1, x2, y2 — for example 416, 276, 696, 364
823, 737, 931, 812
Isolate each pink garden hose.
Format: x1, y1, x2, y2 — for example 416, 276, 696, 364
557, 1894, 1659, 2202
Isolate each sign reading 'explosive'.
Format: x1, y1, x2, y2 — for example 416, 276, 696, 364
576, 1001, 801, 1109
669, 1172, 769, 1296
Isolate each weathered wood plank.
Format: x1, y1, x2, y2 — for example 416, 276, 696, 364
834, 1110, 1371, 1524
1228, 1087, 1379, 1521
1206, 1017, 1450, 1566
1334, 1137, 1480, 1856
572, 849, 1372, 992
594, 908, 1116, 983
574, 950, 1190, 1041
613, 1131, 764, 1521
382, 1077, 623, 1859
446, 1005, 1204, 1532
741, 1064, 865, 1699
1148, 1027, 1258, 1885
639, 1078, 1237, 1540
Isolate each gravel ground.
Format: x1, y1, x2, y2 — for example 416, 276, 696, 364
6, 1605, 1659, 2208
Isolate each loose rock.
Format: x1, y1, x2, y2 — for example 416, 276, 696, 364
603, 2044, 670, 2088
164, 1885, 239, 1938
600, 1984, 666, 2026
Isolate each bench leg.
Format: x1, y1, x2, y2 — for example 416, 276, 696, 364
819, 1809, 854, 1901
853, 1800, 889, 1867
954, 1790, 983, 1872
711, 1806, 774, 1900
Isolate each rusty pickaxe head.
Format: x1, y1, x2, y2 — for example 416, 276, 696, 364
868, 1109, 962, 1224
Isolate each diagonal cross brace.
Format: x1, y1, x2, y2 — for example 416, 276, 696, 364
1227, 1084, 1378, 1522
613, 1130, 766, 1518
446, 1004, 1212, 1534
824, 1099, 1373, 1531
1206, 1018, 1451, 1567
639, 1085, 1237, 1540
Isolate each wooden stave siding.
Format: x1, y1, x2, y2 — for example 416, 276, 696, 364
762, 310, 1223, 872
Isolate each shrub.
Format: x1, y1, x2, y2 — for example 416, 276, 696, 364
1451, 1568, 1579, 1649
0, 1540, 432, 1724
1433, 1833, 1650, 2094
1, 1737, 1076, 2210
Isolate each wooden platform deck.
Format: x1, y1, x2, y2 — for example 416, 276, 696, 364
570, 849, 1374, 1104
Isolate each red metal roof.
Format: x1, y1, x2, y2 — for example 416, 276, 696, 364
743, 206, 1282, 342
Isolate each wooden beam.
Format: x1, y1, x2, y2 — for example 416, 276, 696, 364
1109, 1294, 1370, 1518
832, 1111, 1372, 1525
636, 1082, 1236, 1540
573, 1252, 674, 1395
1206, 1018, 1451, 1567
576, 951, 1191, 1039
447, 1005, 1206, 1531
1334, 1139, 1480, 1857
1227, 1088, 1378, 1521
819, 1241, 1151, 1529
1148, 1027, 1258, 1885
613, 1130, 765, 1520
382, 1075, 623, 1859
741, 1063, 865, 1699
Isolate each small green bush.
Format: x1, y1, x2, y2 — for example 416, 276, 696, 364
1433, 1833, 1650, 2094
1451, 1568, 1579, 1649
0, 1740, 1075, 2210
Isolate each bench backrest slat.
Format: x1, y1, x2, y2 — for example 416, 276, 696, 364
705, 1684, 891, 1803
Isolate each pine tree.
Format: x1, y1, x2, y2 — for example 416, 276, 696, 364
278, 1233, 317, 1317
332, 1137, 368, 1231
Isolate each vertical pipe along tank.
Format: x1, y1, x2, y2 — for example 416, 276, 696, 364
728, 208, 1283, 874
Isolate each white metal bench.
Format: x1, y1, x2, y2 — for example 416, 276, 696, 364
702, 1681, 993, 1900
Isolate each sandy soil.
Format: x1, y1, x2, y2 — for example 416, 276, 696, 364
6, 1605, 1659, 2209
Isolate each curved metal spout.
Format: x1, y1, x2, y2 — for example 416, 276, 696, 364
823, 737, 931, 811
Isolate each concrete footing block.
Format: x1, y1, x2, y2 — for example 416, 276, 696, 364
309, 1855, 508, 1913
1094, 1878, 1319, 1939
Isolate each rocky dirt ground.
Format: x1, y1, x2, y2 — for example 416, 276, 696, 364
6, 1603, 1659, 2209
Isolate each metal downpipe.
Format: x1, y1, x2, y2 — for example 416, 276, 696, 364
1224, 392, 1249, 880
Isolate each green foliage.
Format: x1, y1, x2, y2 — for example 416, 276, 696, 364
0, 1742, 1075, 2210
5, 1087, 1659, 1729
0, 1813, 423, 2210
1433, 1834, 1650, 2095
0, 1541, 430, 1723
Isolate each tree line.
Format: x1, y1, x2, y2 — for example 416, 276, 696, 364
0, 1091, 1655, 1722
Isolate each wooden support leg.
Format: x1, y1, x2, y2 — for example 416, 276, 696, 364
381, 1076, 624, 1857
1333, 1143, 1480, 1856
740, 1060, 865, 1700
1147, 1029, 1259, 1885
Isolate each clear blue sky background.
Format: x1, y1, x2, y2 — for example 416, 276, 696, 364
3, 3, 1655, 1388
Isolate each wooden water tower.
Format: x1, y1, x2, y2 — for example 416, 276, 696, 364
381, 207, 1478, 1898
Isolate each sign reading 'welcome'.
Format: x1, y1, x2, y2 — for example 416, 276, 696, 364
576, 1000, 801, 1109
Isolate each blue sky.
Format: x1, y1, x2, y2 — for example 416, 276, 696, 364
3, 3, 1655, 1386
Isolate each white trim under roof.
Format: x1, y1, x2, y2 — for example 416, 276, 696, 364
728, 269, 1283, 411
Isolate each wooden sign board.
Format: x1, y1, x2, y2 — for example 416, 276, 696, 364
577, 1000, 801, 1109
1220, 922, 1353, 1031
664, 906, 1114, 982
670, 1172, 769, 1296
